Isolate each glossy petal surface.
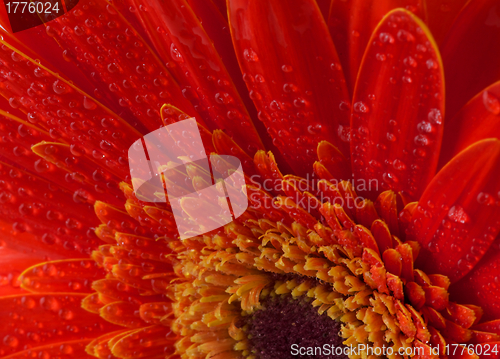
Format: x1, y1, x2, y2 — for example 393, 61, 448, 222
0, 294, 119, 357
131, 0, 264, 156
228, 0, 350, 175
450, 244, 500, 321
351, 9, 444, 201
408, 140, 500, 283
440, 81, 500, 167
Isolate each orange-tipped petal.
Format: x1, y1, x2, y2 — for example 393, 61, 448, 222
228, 0, 350, 175
408, 139, 500, 282
316, 141, 351, 181
18, 259, 105, 293
351, 9, 444, 201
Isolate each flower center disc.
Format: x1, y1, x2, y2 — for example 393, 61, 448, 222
244, 294, 348, 359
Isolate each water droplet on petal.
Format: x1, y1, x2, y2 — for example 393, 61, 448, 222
397, 29, 415, 42
353, 101, 369, 113
483, 90, 500, 115
53, 80, 68, 95
83, 96, 97, 110
428, 108, 443, 125
448, 205, 470, 224
379, 32, 395, 44
477, 192, 495, 206
243, 48, 259, 62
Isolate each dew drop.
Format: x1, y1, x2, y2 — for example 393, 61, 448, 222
428, 108, 443, 125
482, 90, 500, 115
393, 159, 406, 171
243, 48, 259, 62
402, 76, 413, 84
353, 101, 369, 113
477, 192, 495, 206
383, 172, 399, 184
397, 29, 415, 42
53, 80, 68, 95
170, 44, 183, 62
281, 64, 293, 73
426, 59, 438, 69
414, 134, 429, 146
375, 53, 386, 61
448, 206, 470, 224
379, 32, 395, 44
417, 121, 432, 133
3, 335, 19, 348
83, 96, 97, 110
339, 101, 350, 111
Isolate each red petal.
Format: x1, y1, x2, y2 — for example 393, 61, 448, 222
383, 248, 402, 276
253, 150, 285, 196
18, 259, 105, 293
0, 162, 102, 255
316, 141, 351, 181
425, 0, 469, 45
130, 0, 264, 155
32, 142, 125, 207
0, 40, 141, 181
444, 302, 480, 329
441, 0, 500, 119
404, 281, 425, 309
355, 199, 380, 228
274, 196, 317, 230
94, 201, 154, 238
450, 246, 500, 321
111, 325, 176, 358
0, 294, 119, 357
328, 0, 424, 93
375, 191, 400, 237
100, 301, 144, 328
408, 139, 500, 282
474, 320, 500, 335
228, 0, 350, 175
43, 0, 198, 133
440, 81, 500, 167
0, 339, 94, 359
469, 331, 500, 344
371, 219, 393, 253
351, 9, 444, 201
424, 285, 449, 311
442, 319, 472, 343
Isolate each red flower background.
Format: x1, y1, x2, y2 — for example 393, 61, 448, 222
0, 0, 499, 358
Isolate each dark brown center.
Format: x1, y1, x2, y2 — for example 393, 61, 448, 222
245, 294, 348, 359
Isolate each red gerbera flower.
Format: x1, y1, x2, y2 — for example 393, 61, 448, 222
0, 0, 499, 358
